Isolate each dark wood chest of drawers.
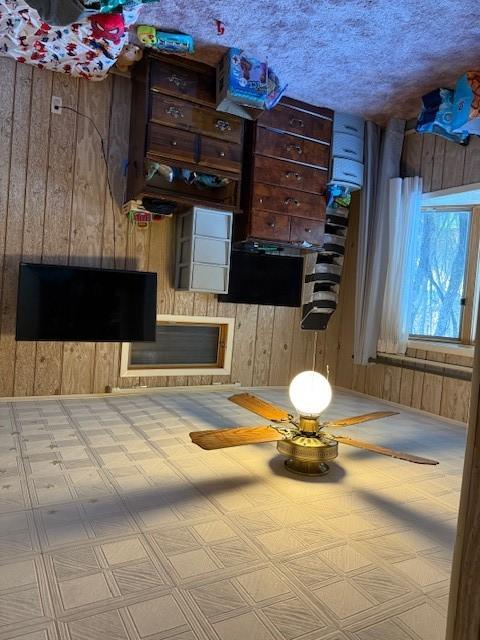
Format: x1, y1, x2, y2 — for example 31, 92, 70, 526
127, 52, 244, 212
237, 97, 333, 249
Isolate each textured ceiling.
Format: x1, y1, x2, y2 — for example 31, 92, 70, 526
137, 0, 480, 123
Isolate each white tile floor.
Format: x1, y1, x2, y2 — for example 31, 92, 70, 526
0, 387, 466, 640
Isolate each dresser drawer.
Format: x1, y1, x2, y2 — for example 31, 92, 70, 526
199, 137, 242, 173
259, 104, 332, 142
147, 123, 196, 164
330, 157, 364, 187
333, 112, 364, 138
253, 182, 326, 220
332, 132, 364, 162
256, 128, 330, 168
150, 93, 242, 144
253, 156, 328, 194
150, 59, 215, 106
290, 217, 325, 246
250, 210, 290, 242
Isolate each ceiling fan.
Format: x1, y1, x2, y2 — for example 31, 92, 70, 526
189, 371, 439, 476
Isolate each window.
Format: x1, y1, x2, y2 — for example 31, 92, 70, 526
407, 194, 480, 344
120, 315, 234, 377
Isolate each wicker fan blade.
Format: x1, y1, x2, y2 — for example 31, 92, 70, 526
327, 411, 399, 428
333, 435, 439, 465
229, 393, 290, 422
189, 426, 284, 450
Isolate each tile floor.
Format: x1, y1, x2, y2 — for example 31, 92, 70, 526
0, 387, 466, 640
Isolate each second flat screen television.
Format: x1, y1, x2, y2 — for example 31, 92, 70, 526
218, 251, 303, 307
16, 263, 157, 342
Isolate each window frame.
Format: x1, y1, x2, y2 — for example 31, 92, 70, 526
407, 204, 480, 346
120, 314, 235, 378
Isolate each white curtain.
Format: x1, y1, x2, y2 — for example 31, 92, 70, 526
377, 177, 423, 354
354, 119, 406, 365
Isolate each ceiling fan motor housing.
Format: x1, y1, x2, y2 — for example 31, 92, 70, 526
276, 415, 338, 476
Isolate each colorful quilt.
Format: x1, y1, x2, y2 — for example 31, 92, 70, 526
0, 0, 140, 79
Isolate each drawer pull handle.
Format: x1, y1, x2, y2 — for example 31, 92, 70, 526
345, 124, 359, 132
219, 151, 226, 157
168, 73, 188, 90
215, 119, 232, 132
342, 148, 355, 154
286, 143, 303, 154
165, 105, 184, 119
285, 197, 300, 207
289, 117, 304, 128
268, 222, 275, 228
343, 171, 356, 177
259, 197, 264, 204
305, 228, 312, 233
171, 140, 178, 147
285, 171, 302, 181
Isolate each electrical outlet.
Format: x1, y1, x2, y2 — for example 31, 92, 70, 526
51, 96, 62, 114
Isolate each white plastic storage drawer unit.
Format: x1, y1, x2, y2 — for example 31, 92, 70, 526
329, 111, 365, 190
175, 207, 233, 294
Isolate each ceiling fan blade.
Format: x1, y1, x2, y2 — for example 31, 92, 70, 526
189, 425, 284, 450
229, 393, 290, 422
333, 435, 439, 465
327, 411, 399, 428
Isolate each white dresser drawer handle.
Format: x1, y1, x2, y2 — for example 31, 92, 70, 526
345, 124, 359, 132
342, 148, 356, 154
343, 171, 356, 178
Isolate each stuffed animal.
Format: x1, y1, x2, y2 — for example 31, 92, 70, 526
116, 43, 143, 72
89, 12, 125, 45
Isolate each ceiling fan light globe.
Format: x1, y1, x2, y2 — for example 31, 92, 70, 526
289, 370, 332, 418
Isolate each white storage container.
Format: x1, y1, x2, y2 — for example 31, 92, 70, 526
330, 157, 364, 189
333, 112, 365, 138
175, 207, 233, 293
332, 132, 364, 163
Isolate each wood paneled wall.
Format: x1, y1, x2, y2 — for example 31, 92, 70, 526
0, 59, 313, 397
315, 131, 480, 422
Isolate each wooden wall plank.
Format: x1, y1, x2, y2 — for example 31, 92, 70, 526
13, 69, 52, 396
230, 304, 258, 386
400, 132, 423, 177
420, 134, 436, 192
0, 63, 32, 397
94, 75, 131, 394
420, 351, 445, 415
268, 307, 295, 386
34, 73, 79, 396
252, 305, 274, 386
0, 59, 16, 335
289, 309, 314, 378
462, 135, 480, 185
442, 139, 466, 189
430, 137, 446, 191
61, 78, 112, 395
382, 365, 401, 403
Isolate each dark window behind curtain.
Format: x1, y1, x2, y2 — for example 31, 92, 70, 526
130, 324, 220, 366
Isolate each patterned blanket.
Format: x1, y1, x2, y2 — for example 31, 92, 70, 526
0, 0, 140, 79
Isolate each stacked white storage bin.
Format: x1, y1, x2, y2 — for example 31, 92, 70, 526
329, 112, 365, 191
175, 207, 233, 294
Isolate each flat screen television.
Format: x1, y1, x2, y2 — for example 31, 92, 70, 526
15, 262, 157, 342
218, 251, 303, 307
